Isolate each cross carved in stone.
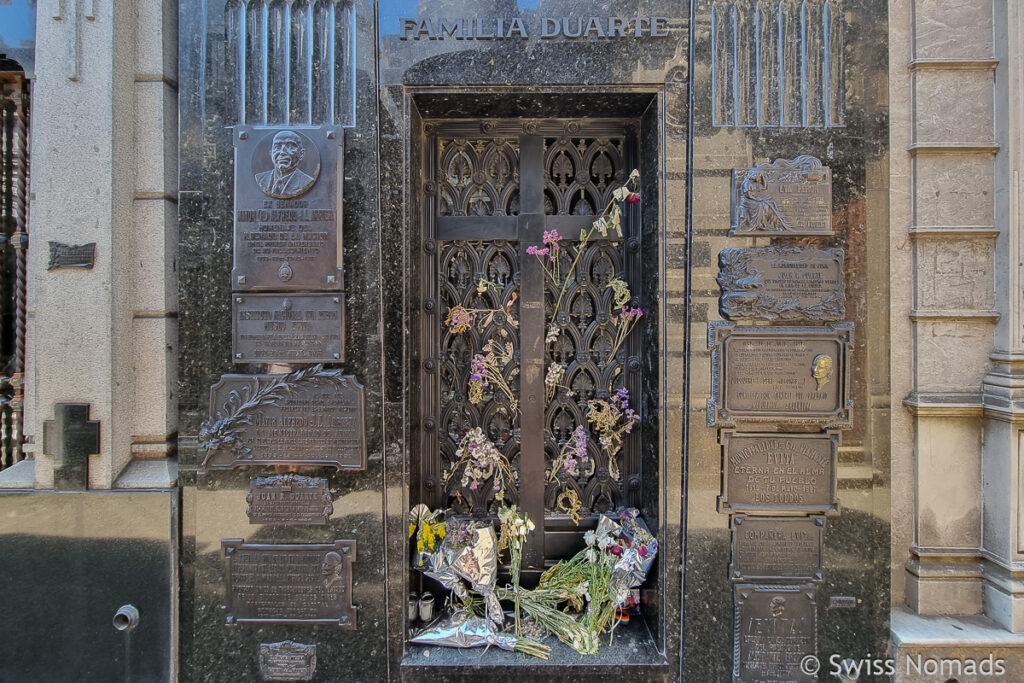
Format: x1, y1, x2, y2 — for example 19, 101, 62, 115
43, 403, 100, 490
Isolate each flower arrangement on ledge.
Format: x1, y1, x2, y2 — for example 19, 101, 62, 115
411, 171, 653, 659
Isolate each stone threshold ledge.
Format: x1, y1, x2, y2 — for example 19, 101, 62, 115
0, 458, 34, 488
891, 607, 1024, 682
401, 619, 667, 682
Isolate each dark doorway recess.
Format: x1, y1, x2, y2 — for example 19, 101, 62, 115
404, 92, 668, 673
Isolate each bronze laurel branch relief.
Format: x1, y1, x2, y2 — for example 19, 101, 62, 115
199, 365, 366, 470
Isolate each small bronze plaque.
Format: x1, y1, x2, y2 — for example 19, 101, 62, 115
734, 584, 817, 683
47, 241, 95, 270
707, 321, 853, 428
730, 516, 825, 581
731, 155, 832, 235
201, 367, 366, 470
233, 125, 343, 291
247, 474, 332, 525
720, 431, 838, 514
232, 293, 344, 364
258, 640, 316, 681
718, 246, 845, 322
222, 539, 356, 627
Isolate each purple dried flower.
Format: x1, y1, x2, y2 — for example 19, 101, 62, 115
542, 229, 561, 246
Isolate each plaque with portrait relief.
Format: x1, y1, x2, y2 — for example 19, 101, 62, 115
707, 321, 853, 428
233, 125, 343, 291
734, 584, 817, 683
730, 155, 832, 235
222, 539, 356, 628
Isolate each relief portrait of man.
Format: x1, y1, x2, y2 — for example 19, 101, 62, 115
255, 129, 318, 199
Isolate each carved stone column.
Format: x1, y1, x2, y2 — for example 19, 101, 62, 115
980, 0, 1024, 632
16, 1, 177, 489
895, 0, 1000, 616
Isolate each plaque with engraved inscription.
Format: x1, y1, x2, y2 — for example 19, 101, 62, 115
247, 474, 332, 525
730, 516, 825, 581
719, 432, 838, 514
734, 584, 817, 683
222, 539, 356, 627
200, 367, 366, 470
707, 321, 853, 428
233, 293, 344, 364
259, 641, 316, 681
731, 156, 832, 235
233, 125, 343, 291
718, 246, 845, 322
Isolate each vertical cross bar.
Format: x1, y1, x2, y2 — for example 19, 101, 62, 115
518, 135, 546, 569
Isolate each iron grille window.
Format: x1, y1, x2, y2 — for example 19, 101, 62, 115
0, 64, 29, 471
419, 119, 643, 569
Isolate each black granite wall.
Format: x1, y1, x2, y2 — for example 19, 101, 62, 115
176, 0, 889, 680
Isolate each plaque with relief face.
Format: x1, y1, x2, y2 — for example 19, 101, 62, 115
734, 585, 817, 683
233, 125, 343, 291
707, 321, 853, 429
222, 539, 356, 628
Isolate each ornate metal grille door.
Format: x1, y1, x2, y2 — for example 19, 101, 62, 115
0, 69, 28, 472
421, 119, 641, 569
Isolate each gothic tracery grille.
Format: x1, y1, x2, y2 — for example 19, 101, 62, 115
421, 119, 641, 564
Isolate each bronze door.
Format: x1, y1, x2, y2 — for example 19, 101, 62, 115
420, 119, 642, 569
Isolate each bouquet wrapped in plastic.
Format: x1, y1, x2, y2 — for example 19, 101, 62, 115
409, 506, 502, 624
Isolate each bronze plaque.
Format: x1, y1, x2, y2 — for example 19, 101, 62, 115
247, 474, 332, 525
718, 246, 845, 322
200, 367, 366, 470
258, 641, 317, 681
720, 431, 838, 514
734, 584, 817, 683
233, 125, 343, 291
222, 539, 356, 627
707, 321, 853, 428
730, 516, 825, 581
47, 241, 95, 270
232, 293, 344, 364
731, 155, 832, 235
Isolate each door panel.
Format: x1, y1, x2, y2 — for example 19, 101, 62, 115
420, 119, 641, 567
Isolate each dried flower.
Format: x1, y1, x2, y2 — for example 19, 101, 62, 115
549, 425, 589, 482
544, 362, 566, 402
587, 392, 640, 481
445, 427, 516, 506
445, 304, 475, 334
606, 305, 643, 363
467, 341, 518, 412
